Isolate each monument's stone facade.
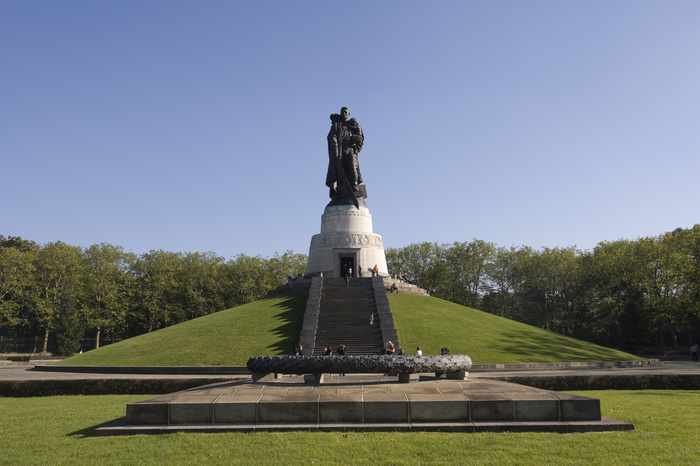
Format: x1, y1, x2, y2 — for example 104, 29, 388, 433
305, 204, 388, 278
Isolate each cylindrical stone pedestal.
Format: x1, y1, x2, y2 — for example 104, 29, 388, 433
306, 204, 388, 278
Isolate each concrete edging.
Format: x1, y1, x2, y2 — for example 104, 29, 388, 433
32, 365, 250, 375
30, 359, 658, 375
470, 359, 660, 372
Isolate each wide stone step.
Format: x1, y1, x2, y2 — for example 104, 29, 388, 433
313, 276, 381, 359
316, 334, 377, 339
315, 332, 380, 338
317, 320, 374, 325
108, 377, 632, 434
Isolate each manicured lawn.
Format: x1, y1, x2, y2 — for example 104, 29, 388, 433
55, 293, 639, 367
389, 294, 639, 363
54, 295, 307, 367
1, 390, 698, 464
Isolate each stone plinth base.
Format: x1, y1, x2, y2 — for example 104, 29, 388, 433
100, 376, 634, 435
306, 205, 388, 278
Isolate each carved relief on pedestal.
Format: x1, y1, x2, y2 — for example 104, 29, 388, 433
310, 233, 384, 250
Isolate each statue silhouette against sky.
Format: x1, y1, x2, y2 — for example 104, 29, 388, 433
325, 107, 366, 207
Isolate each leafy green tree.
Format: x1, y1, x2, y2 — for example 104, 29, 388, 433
264, 251, 308, 285
32, 242, 83, 352
657, 226, 700, 344
0, 246, 35, 333
222, 251, 307, 307
534, 247, 583, 335
224, 254, 269, 306
181, 251, 225, 320
80, 243, 134, 348
385, 242, 448, 295
131, 250, 184, 333
0, 236, 38, 252
483, 245, 522, 318
583, 240, 646, 349
53, 291, 84, 356
678, 226, 700, 335
442, 240, 496, 307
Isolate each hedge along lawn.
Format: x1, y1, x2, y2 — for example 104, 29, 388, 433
54, 295, 307, 367
1, 391, 699, 465
388, 294, 640, 364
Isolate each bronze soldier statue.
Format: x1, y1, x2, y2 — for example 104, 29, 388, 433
325, 107, 365, 206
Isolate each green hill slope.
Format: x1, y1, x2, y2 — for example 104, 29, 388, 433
389, 294, 639, 363
55, 292, 639, 366
54, 295, 306, 366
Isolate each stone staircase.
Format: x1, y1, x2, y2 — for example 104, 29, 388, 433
312, 277, 384, 355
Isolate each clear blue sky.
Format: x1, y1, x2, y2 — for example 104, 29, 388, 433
2, 1, 699, 258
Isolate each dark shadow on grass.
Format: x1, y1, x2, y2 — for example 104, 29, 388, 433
263, 294, 307, 355
69, 417, 127, 438
497, 328, 639, 362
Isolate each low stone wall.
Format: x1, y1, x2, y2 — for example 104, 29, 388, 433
496, 374, 700, 391
382, 278, 429, 295
0, 378, 234, 397
268, 275, 313, 295
471, 359, 660, 372
4, 374, 698, 397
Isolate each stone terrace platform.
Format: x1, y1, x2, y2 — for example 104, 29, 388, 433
98, 375, 633, 435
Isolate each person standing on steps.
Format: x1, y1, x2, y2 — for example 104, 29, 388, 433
337, 344, 347, 376
324, 345, 333, 377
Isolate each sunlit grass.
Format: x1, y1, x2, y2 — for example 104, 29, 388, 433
389, 294, 639, 363
54, 292, 638, 367
54, 295, 307, 366
1, 391, 698, 465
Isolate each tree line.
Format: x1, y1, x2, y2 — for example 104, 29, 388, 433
386, 225, 700, 350
3, 225, 698, 354
0, 236, 306, 354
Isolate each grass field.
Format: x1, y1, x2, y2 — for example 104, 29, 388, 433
388, 294, 639, 364
55, 293, 639, 367
1, 390, 698, 465
54, 295, 307, 367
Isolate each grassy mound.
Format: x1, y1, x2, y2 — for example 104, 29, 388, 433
54, 295, 306, 366
389, 294, 639, 363
56, 292, 639, 367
